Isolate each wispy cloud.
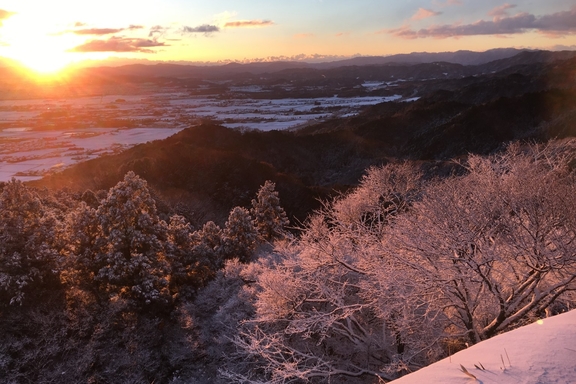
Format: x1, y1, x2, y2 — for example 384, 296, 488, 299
149, 25, 168, 38
73, 28, 125, 35
224, 20, 274, 28
387, 7, 576, 39
0, 9, 15, 26
221, 52, 360, 64
488, 3, 517, 18
411, 8, 442, 21
213, 11, 236, 25
534, 7, 576, 36
433, 0, 462, 7
550, 44, 576, 50
181, 24, 220, 36
64, 25, 145, 36
69, 37, 167, 53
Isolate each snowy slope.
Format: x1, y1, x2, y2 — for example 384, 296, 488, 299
391, 310, 576, 384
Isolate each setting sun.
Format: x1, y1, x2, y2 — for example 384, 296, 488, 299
0, 7, 86, 74
14, 50, 74, 74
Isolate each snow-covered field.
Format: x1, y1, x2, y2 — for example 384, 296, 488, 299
391, 310, 576, 384
0, 127, 182, 181
169, 94, 402, 131
0, 92, 408, 181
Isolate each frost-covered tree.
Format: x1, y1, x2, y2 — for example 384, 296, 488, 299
330, 162, 423, 233
70, 172, 172, 307
165, 214, 220, 294
221, 165, 433, 382
386, 149, 576, 344
251, 181, 289, 241
224, 214, 396, 383
0, 179, 63, 305
165, 214, 195, 290
191, 220, 223, 269
222, 207, 258, 263
184, 259, 259, 373
225, 147, 576, 382
224, 165, 421, 383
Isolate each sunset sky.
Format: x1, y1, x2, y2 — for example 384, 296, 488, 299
1, 0, 575, 72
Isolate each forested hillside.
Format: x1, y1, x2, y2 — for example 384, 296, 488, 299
2, 140, 576, 383
218, 141, 576, 383
2, 51, 576, 383
0, 174, 291, 383
33, 55, 576, 227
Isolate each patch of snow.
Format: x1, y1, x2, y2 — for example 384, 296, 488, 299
0, 127, 183, 181
391, 310, 576, 384
362, 82, 385, 88
0, 92, 410, 181
2, 127, 31, 132
229, 85, 264, 93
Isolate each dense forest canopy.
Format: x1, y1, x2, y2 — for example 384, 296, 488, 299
2, 51, 576, 383
2, 139, 576, 383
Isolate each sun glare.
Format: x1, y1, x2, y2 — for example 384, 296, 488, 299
17, 53, 74, 75
0, 11, 82, 76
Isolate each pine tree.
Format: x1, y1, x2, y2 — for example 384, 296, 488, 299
250, 181, 289, 241
75, 172, 172, 307
222, 206, 258, 263
0, 179, 62, 305
191, 221, 223, 271
166, 214, 205, 293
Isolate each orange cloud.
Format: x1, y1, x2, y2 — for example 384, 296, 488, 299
73, 28, 125, 35
69, 37, 167, 53
62, 25, 145, 36
388, 7, 576, 39
488, 3, 517, 18
0, 9, 15, 26
224, 20, 274, 28
412, 8, 442, 21
433, 0, 462, 7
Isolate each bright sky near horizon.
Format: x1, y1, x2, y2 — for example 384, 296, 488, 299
1, 0, 575, 72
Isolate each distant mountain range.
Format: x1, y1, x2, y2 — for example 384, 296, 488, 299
33, 53, 576, 224
3, 48, 576, 79
314, 48, 529, 67
66, 49, 576, 80
2, 48, 576, 101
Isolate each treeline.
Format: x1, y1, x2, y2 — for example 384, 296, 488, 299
34, 56, 576, 227
207, 140, 576, 383
0, 174, 289, 383
2, 140, 576, 383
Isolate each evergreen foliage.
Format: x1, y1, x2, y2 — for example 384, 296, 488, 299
222, 207, 258, 263
3, 142, 576, 383
0, 179, 63, 305
192, 220, 224, 270
72, 172, 172, 307
251, 181, 290, 241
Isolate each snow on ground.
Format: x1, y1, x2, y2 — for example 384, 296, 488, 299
170, 94, 403, 131
391, 310, 576, 384
0, 93, 415, 181
402, 97, 421, 102
0, 127, 183, 181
